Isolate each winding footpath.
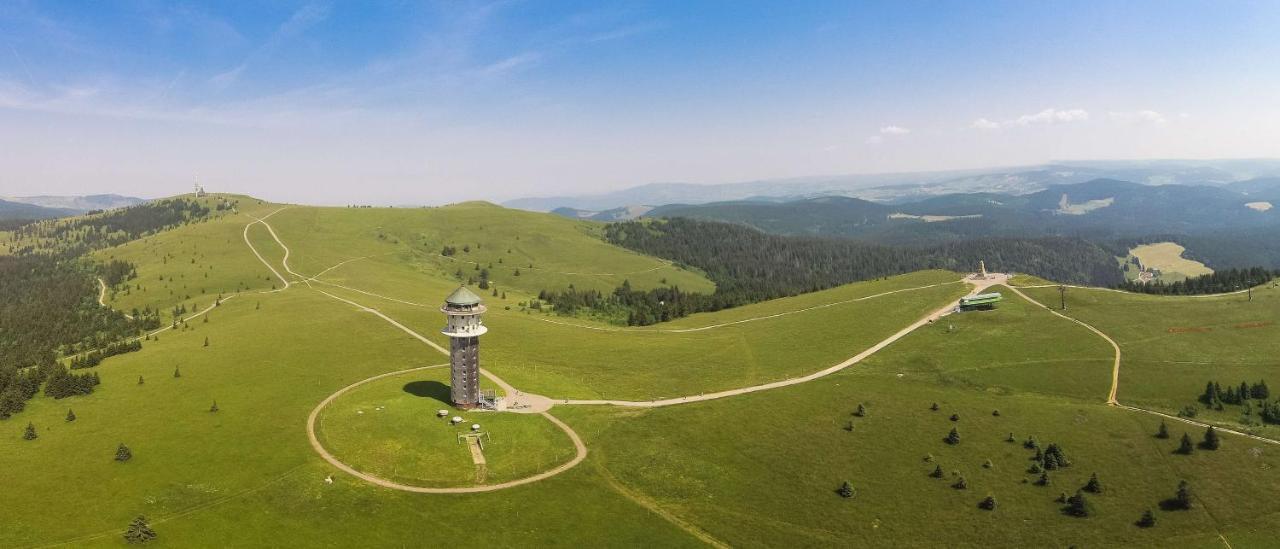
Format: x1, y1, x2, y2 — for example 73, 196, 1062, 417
1006, 285, 1280, 447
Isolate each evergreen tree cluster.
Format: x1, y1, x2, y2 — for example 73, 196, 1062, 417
1118, 267, 1275, 295
69, 340, 143, 369
43, 366, 101, 399
100, 259, 139, 287
11, 198, 211, 254
1200, 379, 1270, 408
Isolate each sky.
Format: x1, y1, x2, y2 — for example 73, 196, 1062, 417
1, 1, 1278, 205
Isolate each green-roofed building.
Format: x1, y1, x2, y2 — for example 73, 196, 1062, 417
959, 292, 1003, 311
441, 286, 488, 408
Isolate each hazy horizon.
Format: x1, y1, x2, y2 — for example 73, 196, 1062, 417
3, 1, 1279, 205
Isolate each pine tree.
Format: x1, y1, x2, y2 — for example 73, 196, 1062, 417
203, 336, 209, 347
66, 409, 76, 422
978, 495, 997, 510
929, 465, 944, 478
115, 443, 133, 462
1083, 472, 1102, 493
982, 459, 993, 469
23, 422, 37, 440
1043, 452, 1059, 471
1201, 426, 1220, 450
1036, 472, 1050, 486
945, 427, 961, 445
949, 413, 960, 422
952, 476, 968, 490
1176, 433, 1195, 455
1172, 480, 1193, 510
854, 403, 866, 417
138, 375, 145, 385
1136, 509, 1157, 528
123, 515, 156, 544
930, 402, 939, 411
1024, 436, 1039, 450
1065, 490, 1092, 517
1006, 432, 1016, 442
992, 409, 1001, 416
210, 400, 219, 413
1156, 421, 1170, 439
1028, 462, 1043, 474
837, 481, 854, 498
173, 366, 181, 378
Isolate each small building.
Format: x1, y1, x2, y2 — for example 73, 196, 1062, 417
959, 292, 1003, 311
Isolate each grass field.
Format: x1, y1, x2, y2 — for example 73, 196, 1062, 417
1128, 242, 1213, 283
1019, 283, 1280, 438
5, 198, 1280, 547
316, 367, 577, 487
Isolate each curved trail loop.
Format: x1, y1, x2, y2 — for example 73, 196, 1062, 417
1006, 285, 1280, 447
305, 364, 588, 494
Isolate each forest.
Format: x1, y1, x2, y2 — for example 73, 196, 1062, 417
9, 198, 211, 255
1117, 268, 1277, 295
532, 218, 1125, 325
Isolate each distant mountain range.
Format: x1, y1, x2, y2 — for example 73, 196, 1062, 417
513, 159, 1280, 213
644, 178, 1280, 246
0, 199, 80, 221
2, 194, 146, 213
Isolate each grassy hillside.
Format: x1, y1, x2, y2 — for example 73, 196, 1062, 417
5, 194, 1280, 547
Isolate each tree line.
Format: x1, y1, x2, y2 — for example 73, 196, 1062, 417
534, 218, 1126, 324
1117, 267, 1276, 295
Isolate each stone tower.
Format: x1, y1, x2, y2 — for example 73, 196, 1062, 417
441, 286, 487, 409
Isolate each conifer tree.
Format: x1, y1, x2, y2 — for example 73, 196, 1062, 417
1006, 432, 1016, 442
978, 495, 997, 510
123, 515, 156, 544
138, 375, 145, 385
854, 403, 866, 417
115, 443, 133, 462
1083, 472, 1102, 494
1136, 509, 1157, 528
203, 336, 209, 347
945, 427, 961, 445
1172, 480, 1193, 510
982, 459, 993, 469
1156, 421, 1170, 439
992, 409, 1001, 416
173, 366, 181, 378
1177, 433, 1195, 455
1043, 452, 1059, 471
23, 422, 37, 440
949, 413, 960, 422
929, 465, 944, 478
837, 481, 854, 498
1065, 490, 1092, 517
66, 409, 76, 422
1028, 462, 1043, 474
210, 400, 219, 413
1036, 472, 1050, 486
952, 476, 968, 490
930, 402, 939, 411
1201, 426, 1220, 450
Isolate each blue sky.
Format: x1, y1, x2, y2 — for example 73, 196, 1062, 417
1, 1, 1278, 204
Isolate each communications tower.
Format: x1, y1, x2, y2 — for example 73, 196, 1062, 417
441, 286, 487, 409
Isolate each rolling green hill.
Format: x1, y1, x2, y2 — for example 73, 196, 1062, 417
3, 195, 1280, 547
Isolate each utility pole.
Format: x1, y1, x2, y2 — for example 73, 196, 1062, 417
1059, 285, 1067, 310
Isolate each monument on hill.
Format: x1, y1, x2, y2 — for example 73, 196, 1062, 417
441, 286, 487, 409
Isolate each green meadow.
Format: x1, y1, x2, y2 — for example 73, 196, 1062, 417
4, 199, 1280, 547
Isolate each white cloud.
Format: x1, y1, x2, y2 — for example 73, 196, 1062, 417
1013, 108, 1089, 126
1108, 110, 1168, 125
864, 135, 884, 145
879, 125, 910, 135
970, 117, 1000, 130
971, 108, 1089, 130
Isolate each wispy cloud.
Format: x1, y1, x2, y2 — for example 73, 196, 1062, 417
971, 108, 1089, 130
879, 125, 910, 135
1108, 110, 1167, 125
208, 2, 332, 89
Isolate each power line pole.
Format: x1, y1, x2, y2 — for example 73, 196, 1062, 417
1059, 285, 1067, 310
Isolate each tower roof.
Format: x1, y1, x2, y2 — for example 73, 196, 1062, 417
444, 285, 483, 306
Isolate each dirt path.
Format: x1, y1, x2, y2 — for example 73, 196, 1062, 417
96, 277, 134, 319
242, 208, 292, 290
305, 363, 588, 494
1005, 285, 1122, 405
1005, 285, 1280, 447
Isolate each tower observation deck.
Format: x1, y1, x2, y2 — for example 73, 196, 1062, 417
441, 286, 488, 409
